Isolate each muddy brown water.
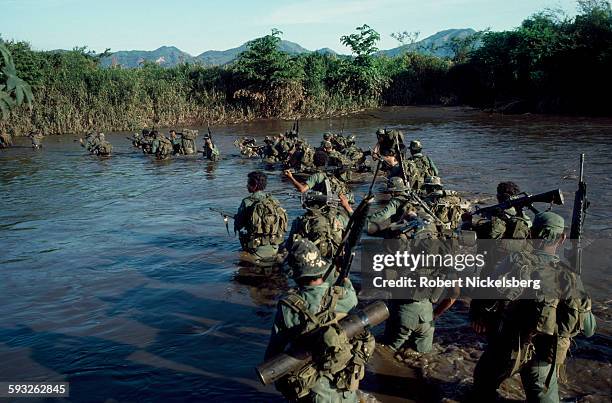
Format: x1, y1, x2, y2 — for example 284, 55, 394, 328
0, 106, 610, 402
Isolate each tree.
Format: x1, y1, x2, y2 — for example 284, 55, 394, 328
0, 41, 33, 119
341, 24, 381, 61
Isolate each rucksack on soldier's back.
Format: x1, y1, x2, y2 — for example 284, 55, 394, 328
291, 208, 343, 258
246, 195, 288, 245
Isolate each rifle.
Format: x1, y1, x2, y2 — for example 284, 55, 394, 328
322, 159, 381, 285
209, 207, 235, 236
394, 136, 446, 227
567, 154, 588, 274
472, 189, 564, 218
207, 125, 215, 148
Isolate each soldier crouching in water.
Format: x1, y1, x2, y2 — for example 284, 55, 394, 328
234, 171, 288, 263
265, 239, 374, 402
468, 212, 596, 403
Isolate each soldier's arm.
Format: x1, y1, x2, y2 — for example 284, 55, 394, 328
284, 170, 309, 193
233, 199, 248, 232
264, 306, 293, 360
367, 199, 399, 234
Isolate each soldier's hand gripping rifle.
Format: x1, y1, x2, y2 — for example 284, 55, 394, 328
209, 207, 234, 236
567, 154, 589, 274
471, 189, 564, 218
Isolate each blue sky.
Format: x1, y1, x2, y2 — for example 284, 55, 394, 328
1, 0, 580, 54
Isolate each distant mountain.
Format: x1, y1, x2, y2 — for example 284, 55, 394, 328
99, 46, 193, 68
378, 28, 477, 58
98, 29, 476, 68
195, 40, 310, 66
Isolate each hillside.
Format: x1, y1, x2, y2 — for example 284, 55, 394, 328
98, 29, 476, 68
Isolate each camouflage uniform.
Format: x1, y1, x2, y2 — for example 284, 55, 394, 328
408, 140, 438, 189
368, 177, 438, 353
305, 170, 354, 205
30, 132, 43, 149
421, 176, 466, 230
265, 240, 359, 403
203, 136, 220, 161
0, 132, 12, 149
286, 202, 346, 259
234, 190, 287, 260
471, 212, 595, 403
151, 132, 172, 160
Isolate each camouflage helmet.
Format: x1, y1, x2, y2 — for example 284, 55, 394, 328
376, 128, 386, 136
532, 211, 565, 239
288, 239, 328, 279
424, 176, 443, 188
409, 140, 423, 151
322, 140, 333, 149
323, 132, 333, 141
385, 176, 411, 193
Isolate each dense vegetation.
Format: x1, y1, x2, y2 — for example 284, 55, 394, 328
0, 0, 610, 135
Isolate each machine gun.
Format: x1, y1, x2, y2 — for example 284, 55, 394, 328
472, 189, 564, 218
209, 207, 234, 236
567, 154, 589, 274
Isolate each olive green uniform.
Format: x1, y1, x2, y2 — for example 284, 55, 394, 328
265, 281, 359, 402
472, 250, 592, 403
305, 171, 354, 205
234, 191, 283, 259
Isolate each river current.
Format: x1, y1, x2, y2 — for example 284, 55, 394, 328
0, 106, 610, 402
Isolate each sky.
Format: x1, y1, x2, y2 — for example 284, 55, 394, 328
0, 0, 581, 55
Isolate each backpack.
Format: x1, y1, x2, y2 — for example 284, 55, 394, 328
99, 141, 112, 156
313, 175, 354, 205
244, 194, 288, 247
275, 288, 373, 400
291, 208, 343, 258
157, 137, 173, 159
428, 191, 465, 230
181, 131, 197, 155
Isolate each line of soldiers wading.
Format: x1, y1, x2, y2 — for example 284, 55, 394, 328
0, 130, 44, 150
73, 128, 220, 160
226, 128, 594, 403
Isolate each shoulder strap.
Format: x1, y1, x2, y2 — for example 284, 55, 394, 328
280, 293, 321, 326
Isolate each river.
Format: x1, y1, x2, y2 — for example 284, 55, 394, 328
0, 106, 610, 402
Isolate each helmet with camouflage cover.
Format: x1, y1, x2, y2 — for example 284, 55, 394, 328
409, 140, 422, 152
323, 132, 333, 141
376, 128, 386, 136
385, 176, 411, 193
531, 211, 565, 240
322, 140, 333, 149
288, 239, 328, 279
424, 176, 442, 188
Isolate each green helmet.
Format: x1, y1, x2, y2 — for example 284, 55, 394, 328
322, 140, 333, 149
385, 176, 411, 193
323, 132, 333, 141
424, 176, 442, 188
409, 140, 422, 151
376, 128, 386, 136
288, 239, 328, 279
532, 211, 565, 239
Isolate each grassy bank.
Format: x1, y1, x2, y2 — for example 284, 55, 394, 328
1, 1, 610, 135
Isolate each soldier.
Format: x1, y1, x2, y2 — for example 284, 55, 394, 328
470, 212, 595, 403
367, 177, 418, 237
0, 131, 12, 149
180, 129, 197, 155
265, 239, 373, 402
150, 131, 172, 160
29, 130, 43, 150
203, 134, 219, 161
408, 140, 438, 189
421, 176, 466, 230
285, 190, 345, 259
373, 128, 405, 160
234, 171, 288, 261
169, 130, 182, 155
285, 138, 314, 172
464, 181, 532, 336
285, 151, 354, 215
380, 148, 419, 189
262, 136, 280, 163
